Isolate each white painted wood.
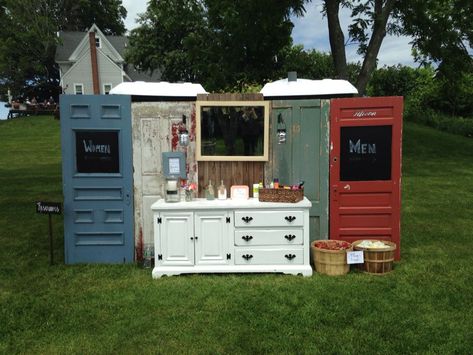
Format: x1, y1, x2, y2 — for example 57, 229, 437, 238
132, 102, 197, 249
234, 229, 303, 246
152, 197, 313, 277
260, 78, 358, 97
151, 197, 311, 210
195, 211, 230, 265
234, 247, 304, 265
234, 210, 304, 227
152, 265, 312, 278
156, 212, 194, 266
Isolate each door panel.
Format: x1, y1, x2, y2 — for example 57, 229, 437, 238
329, 97, 403, 260
60, 94, 134, 263
269, 100, 329, 242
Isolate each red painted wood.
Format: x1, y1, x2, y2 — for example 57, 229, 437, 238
329, 97, 403, 260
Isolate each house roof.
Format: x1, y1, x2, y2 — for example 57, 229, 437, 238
55, 30, 128, 62
55, 25, 161, 82
124, 64, 162, 82
55, 31, 86, 62
260, 78, 358, 98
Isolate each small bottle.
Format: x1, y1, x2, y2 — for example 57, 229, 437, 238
218, 180, 227, 200
206, 180, 215, 200
273, 178, 279, 189
253, 183, 259, 199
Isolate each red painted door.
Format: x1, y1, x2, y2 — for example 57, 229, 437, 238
329, 97, 403, 260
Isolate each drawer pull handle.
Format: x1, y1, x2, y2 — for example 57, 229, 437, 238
284, 234, 296, 241
242, 254, 253, 260
285, 254, 296, 260
242, 235, 253, 241
285, 216, 296, 222
242, 216, 253, 223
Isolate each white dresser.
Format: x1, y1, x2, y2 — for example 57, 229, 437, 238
151, 197, 313, 278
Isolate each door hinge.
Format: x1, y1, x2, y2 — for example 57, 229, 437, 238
158, 254, 162, 260
226, 253, 231, 260
157, 217, 162, 224
226, 217, 230, 223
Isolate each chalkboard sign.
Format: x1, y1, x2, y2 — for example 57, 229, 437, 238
75, 131, 119, 173
340, 125, 392, 181
36, 201, 62, 215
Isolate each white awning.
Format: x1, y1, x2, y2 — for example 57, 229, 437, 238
260, 78, 358, 97
110, 81, 207, 97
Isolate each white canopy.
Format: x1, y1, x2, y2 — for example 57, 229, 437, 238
260, 78, 358, 98
110, 81, 207, 97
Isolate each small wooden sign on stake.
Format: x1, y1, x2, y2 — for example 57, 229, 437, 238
36, 201, 62, 265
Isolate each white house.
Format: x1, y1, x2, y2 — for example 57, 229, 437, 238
55, 24, 160, 95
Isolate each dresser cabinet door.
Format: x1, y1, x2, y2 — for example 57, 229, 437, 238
158, 212, 194, 266
195, 211, 230, 265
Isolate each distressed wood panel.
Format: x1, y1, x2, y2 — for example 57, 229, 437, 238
196, 93, 266, 197
197, 93, 263, 101
266, 99, 329, 244
132, 101, 197, 247
198, 161, 264, 197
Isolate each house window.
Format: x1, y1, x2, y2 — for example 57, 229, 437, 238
95, 37, 101, 48
74, 84, 84, 95
103, 84, 112, 95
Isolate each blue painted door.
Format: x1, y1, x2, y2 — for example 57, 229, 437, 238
60, 95, 134, 264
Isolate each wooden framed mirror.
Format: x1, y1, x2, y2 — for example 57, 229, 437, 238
196, 100, 270, 161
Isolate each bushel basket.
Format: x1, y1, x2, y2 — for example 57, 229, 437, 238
258, 188, 303, 203
352, 240, 396, 274
311, 240, 352, 276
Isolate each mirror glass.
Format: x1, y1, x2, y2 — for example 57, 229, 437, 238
196, 101, 269, 161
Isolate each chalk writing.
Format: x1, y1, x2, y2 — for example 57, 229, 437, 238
36, 201, 62, 215
349, 139, 376, 154
83, 140, 111, 154
354, 111, 377, 118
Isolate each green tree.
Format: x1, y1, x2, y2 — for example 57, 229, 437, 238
277, 45, 335, 79
399, 0, 473, 116
322, 0, 473, 96
324, 0, 399, 95
126, 0, 207, 84
0, 0, 127, 100
126, 0, 307, 92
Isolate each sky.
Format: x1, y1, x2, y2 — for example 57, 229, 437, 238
122, 0, 416, 67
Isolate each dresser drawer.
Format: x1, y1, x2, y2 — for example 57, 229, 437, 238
235, 229, 303, 246
234, 210, 303, 227
235, 248, 304, 265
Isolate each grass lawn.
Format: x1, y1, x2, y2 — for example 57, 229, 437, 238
1, 116, 472, 354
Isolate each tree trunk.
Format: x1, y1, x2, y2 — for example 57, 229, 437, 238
325, 0, 347, 80
355, 0, 396, 95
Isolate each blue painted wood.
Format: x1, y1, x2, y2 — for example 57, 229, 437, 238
60, 94, 134, 263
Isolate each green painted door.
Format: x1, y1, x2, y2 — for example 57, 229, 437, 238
268, 99, 329, 243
